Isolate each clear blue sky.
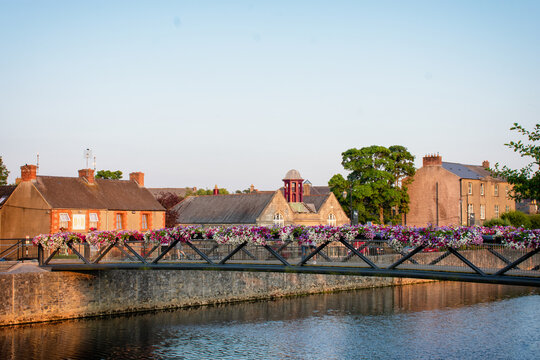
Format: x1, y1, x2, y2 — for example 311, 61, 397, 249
1, 1, 539, 190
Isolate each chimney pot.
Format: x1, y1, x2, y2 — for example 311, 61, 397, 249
78, 169, 95, 184
422, 154, 442, 167
20, 164, 37, 182
482, 160, 490, 169
129, 172, 144, 187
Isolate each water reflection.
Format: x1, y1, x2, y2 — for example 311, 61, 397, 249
1, 282, 539, 359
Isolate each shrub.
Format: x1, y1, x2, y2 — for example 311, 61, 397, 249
501, 210, 532, 229
483, 218, 511, 227
529, 214, 540, 229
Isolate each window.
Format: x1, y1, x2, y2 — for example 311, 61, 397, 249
467, 204, 474, 215
72, 214, 86, 230
327, 213, 336, 226
273, 212, 284, 227
505, 186, 510, 198
116, 213, 124, 230
505, 205, 510, 213
89, 213, 99, 230
59, 213, 70, 230
480, 205, 486, 220
494, 205, 500, 218
480, 183, 485, 196
141, 214, 149, 230
494, 184, 499, 197
468, 182, 473, 195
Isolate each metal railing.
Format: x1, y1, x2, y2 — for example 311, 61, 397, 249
37, 235, 540, 287
0, 238, 38, 261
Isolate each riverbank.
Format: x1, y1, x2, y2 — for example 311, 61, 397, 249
0, 265, 432, 326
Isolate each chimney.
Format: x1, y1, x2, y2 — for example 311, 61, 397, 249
303, 183, 311, 196
21, 164, 37, 182
423, 154, 442, 167
129, 172, 144, 187
482, 160, 490, 169
213, 185, 219, 195
250, 184, 255, 193
78, 168, 95, 184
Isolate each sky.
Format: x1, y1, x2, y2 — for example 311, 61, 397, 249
1, 0, 539, 191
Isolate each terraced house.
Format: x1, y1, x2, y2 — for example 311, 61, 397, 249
406, 155, 515, 226
0, 165, 165, 239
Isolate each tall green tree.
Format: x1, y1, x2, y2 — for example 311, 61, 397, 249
0, 156, 9, 185
95, 170, 123, 180
329, 145, 415, 224
491, 123, 540, 202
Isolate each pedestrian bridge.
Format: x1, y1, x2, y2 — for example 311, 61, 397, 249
37, 235, 540, 287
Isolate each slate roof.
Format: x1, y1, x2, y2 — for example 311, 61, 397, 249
174, 192, 276, 224
33, 176, 165, 211
0, 185, 17, 209
309, 186, 331, 195
442, 162, 503, 181
303, 195, 329, 212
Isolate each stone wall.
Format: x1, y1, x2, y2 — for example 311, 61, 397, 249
0, 270, 428, 326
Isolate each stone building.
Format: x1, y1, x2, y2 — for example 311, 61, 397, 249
406, 155, 515, 226
173, 169, 349, 227
0, 165, 165, 239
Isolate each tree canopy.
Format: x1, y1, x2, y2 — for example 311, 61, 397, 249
329, 145, 416, 224
156, 192, 184, 227
491, 123, 540, 202
0, 156, 9, 185
95, 170, 123, 180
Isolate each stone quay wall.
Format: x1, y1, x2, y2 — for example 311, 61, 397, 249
0, 270, 429, 326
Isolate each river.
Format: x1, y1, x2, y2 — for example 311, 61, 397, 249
1, 281, 539, 359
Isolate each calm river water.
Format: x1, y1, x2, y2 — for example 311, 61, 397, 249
1, 282, 539, 360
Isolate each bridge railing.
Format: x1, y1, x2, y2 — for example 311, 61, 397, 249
36, 234, 540, 286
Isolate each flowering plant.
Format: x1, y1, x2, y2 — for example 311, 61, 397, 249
32, 232, 86, 250
32, 225, 540, 250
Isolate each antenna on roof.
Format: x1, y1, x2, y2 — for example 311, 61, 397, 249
93, 156, 96, 171
36, 153, 39, 174
84, 148, 92, 169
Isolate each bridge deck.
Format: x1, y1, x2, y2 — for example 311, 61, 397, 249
38, 238, 540, 287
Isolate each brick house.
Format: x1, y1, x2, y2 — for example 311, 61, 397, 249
173, 169, 349, 227
406, 155, 515, 226
0, 165, 165, 239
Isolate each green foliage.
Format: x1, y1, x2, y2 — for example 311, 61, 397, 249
491, 123, 540, 202
195, 188, 230, 195
529, 214, 540, 229
501, 210, 532, 229
483, 217, 511, 227
0, 156, 9, 185
329, 145, 416, 224
95, 170, 123, 180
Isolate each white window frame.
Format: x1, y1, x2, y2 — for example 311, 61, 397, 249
480, 205, 486, 220
273, 212, 284, 227
327, 213, 336, 226
142, 214, 149, 230
494, 205, 500, 218
59, 213, 70, 230
480, 183, 485, 196
89, 213, 99, 222
467, 204, 474, 215
468, 182, 473, 195
494, 184, 499, 197
72, 214, 86, 230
